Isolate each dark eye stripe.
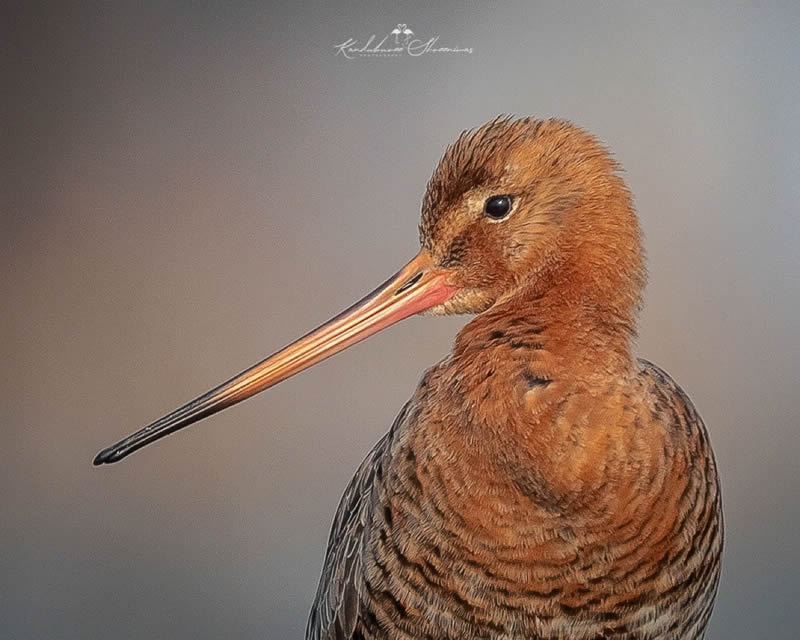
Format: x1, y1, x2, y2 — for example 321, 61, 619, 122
441, 232, 469, 267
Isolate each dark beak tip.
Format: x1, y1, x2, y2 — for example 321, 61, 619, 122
93, 446, 120, 466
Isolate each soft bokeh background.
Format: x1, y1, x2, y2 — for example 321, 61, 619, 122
3, 2, 799, 638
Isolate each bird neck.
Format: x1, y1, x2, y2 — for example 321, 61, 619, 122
476, 188, 645, 378
453, 277, 638, 382
436, 276, 642, 518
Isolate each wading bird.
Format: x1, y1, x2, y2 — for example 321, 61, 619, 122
95, 117, 723, 639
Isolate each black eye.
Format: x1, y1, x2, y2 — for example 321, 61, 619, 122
484, 195, 513, 220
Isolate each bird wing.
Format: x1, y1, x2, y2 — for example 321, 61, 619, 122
632, 359, 724, 635
305, 430, 390, 640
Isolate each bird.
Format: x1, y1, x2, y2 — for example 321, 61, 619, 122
94, 116, 723, 639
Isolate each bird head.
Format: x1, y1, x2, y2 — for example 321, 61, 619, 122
94, 116, 645, 465
418, 116, 645, 321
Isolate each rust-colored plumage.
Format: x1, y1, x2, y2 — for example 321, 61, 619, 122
307, 118, 722, 639
94, 117, 722, 639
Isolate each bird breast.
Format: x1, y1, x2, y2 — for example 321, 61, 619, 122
353, 357, 721, 638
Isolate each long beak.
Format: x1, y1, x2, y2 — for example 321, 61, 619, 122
93, 251, 456, 465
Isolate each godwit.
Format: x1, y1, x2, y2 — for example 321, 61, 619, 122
95, 117, 723, 639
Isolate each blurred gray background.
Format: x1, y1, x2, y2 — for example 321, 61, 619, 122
3, 2, 799, 638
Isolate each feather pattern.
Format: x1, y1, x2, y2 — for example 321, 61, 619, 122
306, 356, 722, 639
306, 432, 389, 640
304, 118, 722, 639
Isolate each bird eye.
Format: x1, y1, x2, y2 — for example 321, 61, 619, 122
484, 195, 513, 220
